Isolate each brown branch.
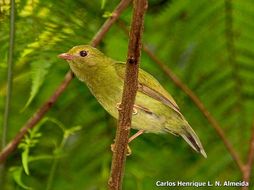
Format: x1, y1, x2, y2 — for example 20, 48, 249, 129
0, 0, 132, 164
242, 120, 254, 190
246, 121, 254, 170
108, 0, 147, 189
117, 20, 244, 172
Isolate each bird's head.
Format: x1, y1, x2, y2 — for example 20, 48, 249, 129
59, 45, 111, 74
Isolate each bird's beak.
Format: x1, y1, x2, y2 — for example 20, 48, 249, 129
58, 53, 74, 60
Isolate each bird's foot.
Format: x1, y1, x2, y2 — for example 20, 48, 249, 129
116, 102, 138, 115
110, 143, 116, 153
110, 129, 144, 156
128, 130, 144, 143
126, 146, 132, 156
132, 107, 138, 115
116, 103, 122, 110
110, 143, 132, 156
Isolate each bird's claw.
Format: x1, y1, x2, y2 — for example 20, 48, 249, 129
111, 143, 116, 153
110, 143, 132, 156
116, 102, 138, 115
132, 108, 138, 115
116, 103, 122, 110
126, 146, 132, 156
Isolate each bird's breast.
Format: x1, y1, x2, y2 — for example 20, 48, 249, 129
85, 74, 123, 118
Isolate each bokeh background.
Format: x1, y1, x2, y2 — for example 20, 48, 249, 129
1, 0, 254, 189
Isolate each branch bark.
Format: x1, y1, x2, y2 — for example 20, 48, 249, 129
0, 0, 132, 164
2, 0, 15, 149
0, 0, 15, 186
108, 0, 147, 189
242, 121, 254, 190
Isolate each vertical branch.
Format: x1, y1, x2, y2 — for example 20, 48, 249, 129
242, 121, 254, 190
225, 0, 244, 143
108, 0, 147, 190
1, 0, 15, 186
247, 124, 254, 175
225, 0, 241, 93
2, 0, 15, 151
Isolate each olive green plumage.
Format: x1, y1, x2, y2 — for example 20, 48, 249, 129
59, 45, 207, 158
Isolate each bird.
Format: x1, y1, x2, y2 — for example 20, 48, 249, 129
58, 45, 207, 158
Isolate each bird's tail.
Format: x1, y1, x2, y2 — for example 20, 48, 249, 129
180, 124, 207, 158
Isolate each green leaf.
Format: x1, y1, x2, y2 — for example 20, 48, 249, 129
18, 124, 43, 175
29, 155, 57, 162
101, 0, 107, 9
10, 167, 32, 190
22, 149, 30, 175
102, 11, 114, 18
64, 125, 82, 138
22, 60, 51, 111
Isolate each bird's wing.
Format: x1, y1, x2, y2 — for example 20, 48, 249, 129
113, 62, 180, 113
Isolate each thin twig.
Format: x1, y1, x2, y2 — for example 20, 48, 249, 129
108, 0, 147, 189
247, 123, 254, 171
0, 0, 15, 186
2, 0, 15, 150
0, 0, 132, 164
117, 20, 244, 172
242, 120, 254, 190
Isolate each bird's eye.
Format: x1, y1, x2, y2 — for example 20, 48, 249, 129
79, 50, 88, 57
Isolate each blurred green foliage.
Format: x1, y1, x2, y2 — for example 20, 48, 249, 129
1, 0, 254, 189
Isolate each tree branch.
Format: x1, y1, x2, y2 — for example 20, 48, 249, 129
0, 0, 15, 185
2, 0, 15, 149
242, 120, 254, 190
0, 0, 132, 164
108, 0, 147, 189
117, 20, 244, 172
247, 122, 254, 171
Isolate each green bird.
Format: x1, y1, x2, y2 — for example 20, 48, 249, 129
59, 45, 207, 158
